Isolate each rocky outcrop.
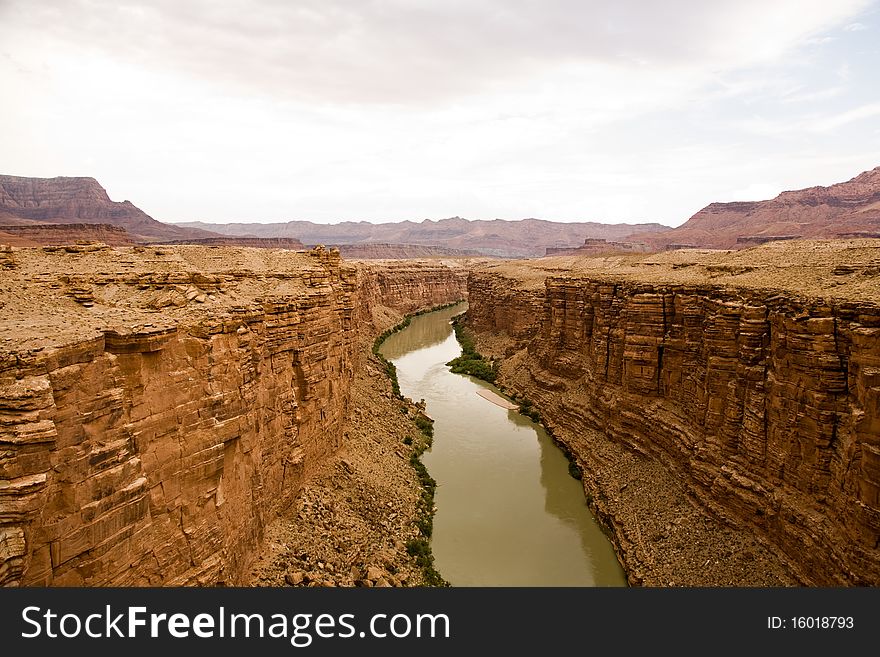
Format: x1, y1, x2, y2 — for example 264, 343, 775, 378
0, 175, 218, 243
465, 255, 880, 585
0, 246, 466, 586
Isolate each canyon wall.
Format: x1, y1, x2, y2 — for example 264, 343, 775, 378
466, 267, 880, 585
0, 246, 466, 586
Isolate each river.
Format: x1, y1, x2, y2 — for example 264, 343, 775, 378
380, 302, 626, 586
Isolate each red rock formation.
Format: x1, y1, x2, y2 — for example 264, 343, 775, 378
633, 166, 880, 250
466, 257, 880, 585
0, 246, 466, 586
545, 238, 650, 256
0, 175, 219, 243
0, 223, 136, 246
356, 260, 468, 316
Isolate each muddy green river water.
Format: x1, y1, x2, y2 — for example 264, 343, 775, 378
380, 303, 626, 586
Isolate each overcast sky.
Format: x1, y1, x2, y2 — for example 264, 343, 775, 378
1, 1, 878, 226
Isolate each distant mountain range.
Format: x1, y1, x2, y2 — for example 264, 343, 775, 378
2, 166, 879, 255
176, 217, 667, 257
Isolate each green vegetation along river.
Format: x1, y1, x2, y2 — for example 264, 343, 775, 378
380, 302, 626, 586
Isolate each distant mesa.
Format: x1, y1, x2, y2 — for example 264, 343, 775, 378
545, 237, 650, 257
735, 235, 801, 245
836, 230, 880, 239
155, 236, 305, 249
631, 166, 880, 250
324, 243, 481, 259
0, 174, 218, 243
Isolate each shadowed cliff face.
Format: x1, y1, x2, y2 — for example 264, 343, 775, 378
465, 249, 880, 585
0, 245, 467, 586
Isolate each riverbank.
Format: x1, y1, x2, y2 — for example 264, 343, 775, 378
381, 304, 625, 586
246, 337, 434, 587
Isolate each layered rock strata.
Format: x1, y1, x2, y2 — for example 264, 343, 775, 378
466, 244, 880, 585
156, 237, 305, 249
0, 245, 466, 586
0, 223, 136, 246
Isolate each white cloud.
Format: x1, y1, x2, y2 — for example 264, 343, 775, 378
0, 0, 871, 105
0, 0, 876, 226
779, 86, 844, 104
812, 102, 880, 131
740, 102, 880, 135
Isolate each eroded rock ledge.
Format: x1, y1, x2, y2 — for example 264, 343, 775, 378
0, 244, 467, 585
465, 241, 880, 585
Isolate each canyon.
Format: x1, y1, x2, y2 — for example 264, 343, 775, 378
2, 164, 880, 588
464, 239, 880, 585
2, 237, 878, 587
0, 243, 467, 586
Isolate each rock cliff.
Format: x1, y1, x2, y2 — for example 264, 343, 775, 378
0, 245, 466, 586
465, 241, 880, 585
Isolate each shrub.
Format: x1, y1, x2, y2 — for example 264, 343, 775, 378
372, 300, 465, 589
414, 415, 434, 438
447, 319, 498, 384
